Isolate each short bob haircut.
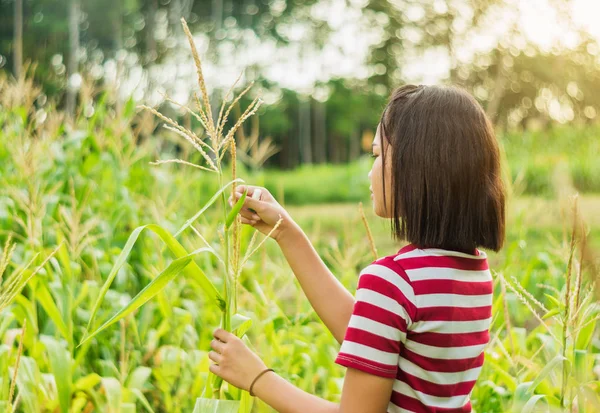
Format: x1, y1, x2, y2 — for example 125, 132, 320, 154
379, 84, 505, 253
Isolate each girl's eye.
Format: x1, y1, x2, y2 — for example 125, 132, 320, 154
371, 154, 378, 159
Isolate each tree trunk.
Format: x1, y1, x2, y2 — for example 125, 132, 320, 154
312, 99, 327, 163
13, 0, 23, 79
299, 97, 312, 164
66, 0, 80, 119
212, 0, 223, 32
115, 4, 123, 50
145, 0, 158, 62
349, 128, 360, 161
329, 133, 340, 164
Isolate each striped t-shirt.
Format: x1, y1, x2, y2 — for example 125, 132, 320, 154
335, 244, 492, 413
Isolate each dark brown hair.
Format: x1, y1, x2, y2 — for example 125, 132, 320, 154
379, 84, 505, 253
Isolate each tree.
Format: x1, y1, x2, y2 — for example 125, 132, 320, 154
13, 0, 22, 78
66, 0, 80, 118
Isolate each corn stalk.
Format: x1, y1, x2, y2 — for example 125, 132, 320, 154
80, 17, 280, 407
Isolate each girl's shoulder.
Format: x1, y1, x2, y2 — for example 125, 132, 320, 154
369, 244, 491, 287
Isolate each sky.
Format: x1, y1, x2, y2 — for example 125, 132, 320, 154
111, 0, 600, 106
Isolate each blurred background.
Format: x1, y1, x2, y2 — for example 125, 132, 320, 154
1, 0, 600, 168
1, 1, 600, 412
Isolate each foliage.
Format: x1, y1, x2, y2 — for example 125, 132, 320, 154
2, 0, 600, 139
0, 68, 599, 412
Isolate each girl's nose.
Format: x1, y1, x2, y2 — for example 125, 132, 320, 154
368, 169, 372, 179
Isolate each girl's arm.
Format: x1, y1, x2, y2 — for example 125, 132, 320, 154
253, 367, 394, 413
209, 328, 394, 413
229, 186, 355, 344
276, 221, 355, 344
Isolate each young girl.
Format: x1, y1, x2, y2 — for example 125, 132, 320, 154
209, 84, 505, 413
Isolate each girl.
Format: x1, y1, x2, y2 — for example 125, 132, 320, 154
210, 84, 505, 413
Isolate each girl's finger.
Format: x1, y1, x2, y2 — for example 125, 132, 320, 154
234, 186, 249, 198
209, 363, 220, 375
239, 209, 259, 221
240, 217, 257, 226
241, 205, 259, 214
214, 328, 234, 342
208, 351, 222, 364
211, 339, 225, 353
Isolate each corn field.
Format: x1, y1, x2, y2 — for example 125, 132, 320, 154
1, 18, 600, 413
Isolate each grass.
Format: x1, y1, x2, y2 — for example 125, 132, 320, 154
287, 196, 600, 245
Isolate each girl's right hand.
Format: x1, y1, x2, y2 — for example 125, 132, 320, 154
227, 185, 295, 242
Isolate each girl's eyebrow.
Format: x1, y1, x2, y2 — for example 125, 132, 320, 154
372, 143, 379, 147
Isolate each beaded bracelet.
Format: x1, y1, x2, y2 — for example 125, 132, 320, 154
249, 368, 274, 397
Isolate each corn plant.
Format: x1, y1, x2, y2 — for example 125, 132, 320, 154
485, 196, 600, 412
0, 234, 62, 413
80, 17, 283, 410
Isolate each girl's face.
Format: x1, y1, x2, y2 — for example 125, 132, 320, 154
368, 123, 393, 218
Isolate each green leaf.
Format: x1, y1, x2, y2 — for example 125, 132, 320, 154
74, 373, 102, 392
36, 283, 69, 341
85, 224, 224, 339
522, 395, 546, 413
193, 398, 240, 413
576, 311, 599, 350
529, 355, 568, 396
101, 377, 122, 412
542, 308, 561, 320
174, 178, 245, 237
486, 358, 517, 392
544, 293, 563, 309
41, 336, 72, 413
127, 367, 152, 390
231, 314, 253, 338
513, 382, 534, 412
121, 403, 137, 413
55, 234, 73, 281
14, 357, 43, 413
225, 189, 248, 230
131, 388, 156, 413
239, 389, 254, 413
80, 247, 213, 346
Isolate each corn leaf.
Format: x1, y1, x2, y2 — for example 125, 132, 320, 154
231, 314, 252, 338
544, 293, 563, 309
512, 382, 534, 413
174, 178, 244, 237
521, 395, 546, 413
239, 389, 254, 413
127, 366, 153, 390
74, 373, 102, 392
40, 336, 72, 413
193, 398, 240, 413
80, 247, 213, 346
101, 377, 122, 413
576, 310, 599, 350
486, 358, 517, 392
528, 355, 568, 396
225, 189, 247, 230
85, 224, 224, 340
36, 283, 69, 342
131, 388, 156, 413
542, 308, 561, 320
15, 357, 44, 413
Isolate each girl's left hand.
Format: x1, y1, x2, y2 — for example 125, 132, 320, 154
209, 328, 268, 391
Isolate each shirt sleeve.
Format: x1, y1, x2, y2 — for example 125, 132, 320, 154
335, 258, 416, 378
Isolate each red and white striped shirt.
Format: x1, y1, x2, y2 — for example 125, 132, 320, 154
335, 244, 492, 413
